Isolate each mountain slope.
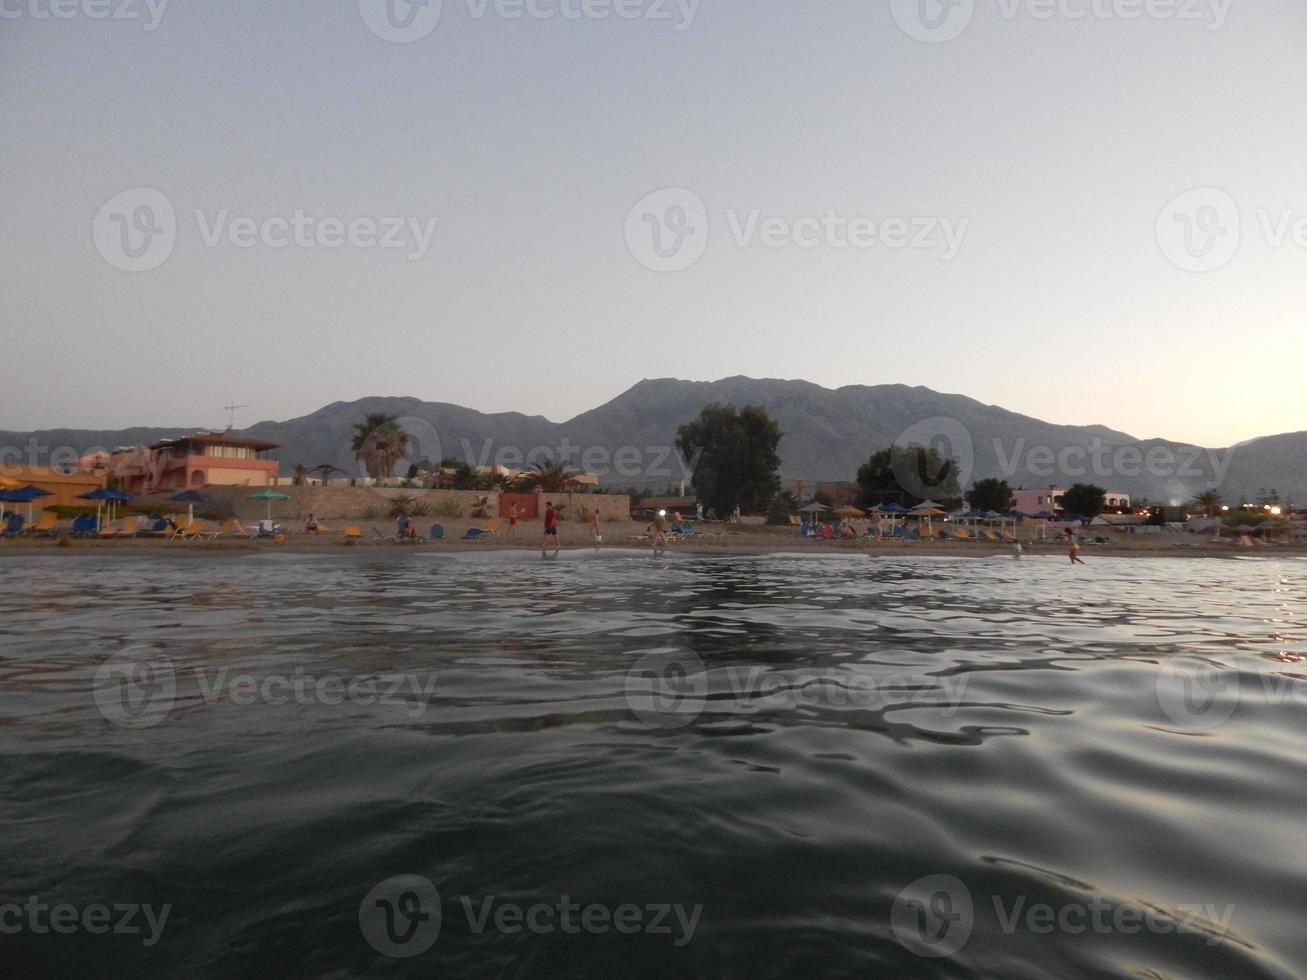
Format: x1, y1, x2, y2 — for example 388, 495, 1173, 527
1, 378, 1300, 504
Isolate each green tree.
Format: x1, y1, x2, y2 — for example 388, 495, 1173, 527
965, 478, 1014, 513
766, 490, 799, 525
676, 403, 782, 516
856, 446, 961, 509
350, 413, 410, 479
1061, 483, 1106, 518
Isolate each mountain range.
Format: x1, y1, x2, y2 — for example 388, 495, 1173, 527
3, 377, 1302, 504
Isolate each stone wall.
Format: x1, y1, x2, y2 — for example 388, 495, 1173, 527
195, 486, 632, 522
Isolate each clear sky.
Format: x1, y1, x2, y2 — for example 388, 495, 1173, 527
2, 0, 1303, 447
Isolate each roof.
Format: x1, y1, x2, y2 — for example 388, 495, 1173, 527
149, 433, 280, 452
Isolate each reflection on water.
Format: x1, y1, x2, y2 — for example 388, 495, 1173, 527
1, 551, 1305, 978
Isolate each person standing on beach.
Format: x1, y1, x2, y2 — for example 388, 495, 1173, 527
508, 502, 518, 538
1065, 527, 1085, 565
541, 501, 560, 556
651, 511, 668, 553
591, 508, 602, 547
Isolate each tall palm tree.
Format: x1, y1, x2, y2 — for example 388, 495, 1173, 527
350, 413, 410, 479
1190, 490, 1223, 518
527, 459, 579, 493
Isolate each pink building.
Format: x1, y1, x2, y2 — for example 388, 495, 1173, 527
95, 434, 280, 495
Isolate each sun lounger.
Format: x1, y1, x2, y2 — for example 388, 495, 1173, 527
97, 519, 126, 538
24, 511, 58, 536
70, 514, 97, 537
207, 518, 246, 539
429, 524, 444, 540
343, 525, 363, 540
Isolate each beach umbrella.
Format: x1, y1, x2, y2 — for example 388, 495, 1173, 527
1032, 511, 1057, 521
798, 501, 830, 512
247, 488, 291, 521
77, 487, 117, 528
880, 502, 909, 513
15, 485, 53, 524
960, 508, 987, 519
0, 475, 21, 490
170, 489, 212, 525
834, 505, 865, 518
913, 500, 942, 511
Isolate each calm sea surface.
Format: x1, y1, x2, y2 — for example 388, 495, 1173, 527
2, 551, 1305, 978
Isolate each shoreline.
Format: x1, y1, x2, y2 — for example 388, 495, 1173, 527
1, 520, 1301, 561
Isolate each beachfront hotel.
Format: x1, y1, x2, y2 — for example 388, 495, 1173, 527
83, 433, 281, 495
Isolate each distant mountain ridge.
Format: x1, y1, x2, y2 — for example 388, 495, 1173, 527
2, 377, 1302, 504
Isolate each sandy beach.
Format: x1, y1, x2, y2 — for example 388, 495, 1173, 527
3, 518, 1301, 559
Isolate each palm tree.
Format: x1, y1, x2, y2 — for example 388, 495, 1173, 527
1190, 490, 1223, 518
291, 463, 308, 486
350, 413, 410, 480
527, 459, 579, 493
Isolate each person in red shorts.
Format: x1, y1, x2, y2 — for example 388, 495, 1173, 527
541, 500, 559, 557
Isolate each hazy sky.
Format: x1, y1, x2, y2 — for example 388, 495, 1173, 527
2, 0, 1304, 447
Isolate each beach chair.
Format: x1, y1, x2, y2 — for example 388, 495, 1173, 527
180, 520, 208, 540
97, 518, 126, 538
0, 515, 23, 537
137, 519, 170, 537
485, 518, 500, 534
788, 515, 800, 527
24, 511, 59, 537
343, 525, 363, 541
207, 518, 243, 539
165, 518, 191, 540
429, 524, 444, 540
70, 514, 97, 537
463, 527, 490, 540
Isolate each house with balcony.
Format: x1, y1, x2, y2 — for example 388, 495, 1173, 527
1012, 485, 1132, 515
95, 433, 280, 495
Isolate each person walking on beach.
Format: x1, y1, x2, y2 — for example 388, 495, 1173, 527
651, 510, 668, 553
541, 500, 560, 557
1065, 527, 1085, 565
507, 502, 518, 538
591, 508, 602, 547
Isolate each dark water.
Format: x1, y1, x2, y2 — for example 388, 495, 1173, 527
2, 550, 1306, 978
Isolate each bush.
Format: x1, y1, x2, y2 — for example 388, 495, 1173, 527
409, 500, 432, 517
361, 505, 383, 519
434, 499, 462, 518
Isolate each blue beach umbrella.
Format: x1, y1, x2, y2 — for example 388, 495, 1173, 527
170, 489, 212, 525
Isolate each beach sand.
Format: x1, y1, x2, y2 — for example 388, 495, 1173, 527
1, 519, 1300, 559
